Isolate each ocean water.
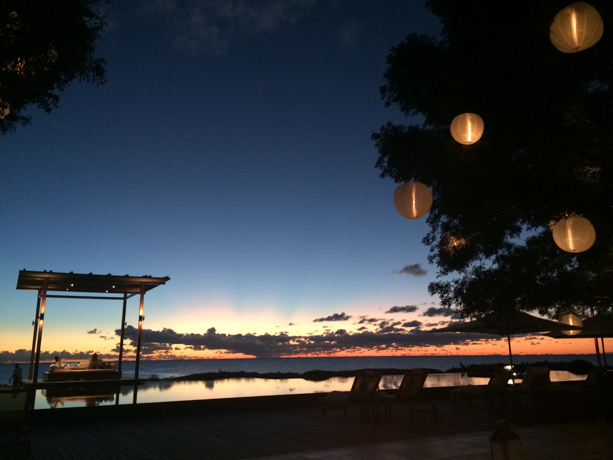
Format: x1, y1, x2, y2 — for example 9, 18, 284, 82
0, 354, 606, 383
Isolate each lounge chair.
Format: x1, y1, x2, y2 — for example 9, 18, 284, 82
484, 368, 514, 409
392, 369, 438, 419
450, 368, 512, 408
512, 366, 551, 414
0, 389, 31, 457
320, 370, 384, 420
528, 367, 600, 420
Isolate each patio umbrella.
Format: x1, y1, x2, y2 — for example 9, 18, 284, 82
430, 310, 582, 367
543, 313, 613, 366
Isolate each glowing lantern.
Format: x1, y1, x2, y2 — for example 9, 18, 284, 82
0, 100, 9, 119
550, 2, 603, 53
490, 420, 523, 460
393, 182, 433, 219
450, 113, 484, 145
551, 215, 596, 253
559, 313, 583, 336
441, 234, 467, 253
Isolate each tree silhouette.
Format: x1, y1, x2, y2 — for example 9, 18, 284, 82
373, 0, 613, 319
0, 0, 108, 133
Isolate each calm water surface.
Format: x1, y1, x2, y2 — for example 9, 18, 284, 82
34, 371, 584, 410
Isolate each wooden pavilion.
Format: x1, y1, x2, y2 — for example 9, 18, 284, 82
16, 270, 170, 387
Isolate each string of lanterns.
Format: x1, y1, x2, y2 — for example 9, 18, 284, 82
547, 2, 601, 253
392, 2, 603, 256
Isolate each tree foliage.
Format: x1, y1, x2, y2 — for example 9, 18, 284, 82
0, 0, 108, 133
373, 0, 613, 319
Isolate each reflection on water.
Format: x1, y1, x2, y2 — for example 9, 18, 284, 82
36, 371, 585, 410
42, 387, 118, 409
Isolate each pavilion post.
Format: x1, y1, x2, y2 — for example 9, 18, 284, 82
118, 292, 127, 372
32, 278, 49, 385
133, 283, 145, 404
134, 283, 145, 382
28, 292, 42, 380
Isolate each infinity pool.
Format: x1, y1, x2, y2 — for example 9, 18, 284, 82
33, 371, 585, 410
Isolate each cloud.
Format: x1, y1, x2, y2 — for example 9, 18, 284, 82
87, 328, 99, 334
0, 349, 105, 363
377, 321, 405, 334
385, 305, 418, 314
357, 317, 382, 324
402, 321, 422, 328
137, 0, 316, 54
393, 264, 427, 277
421, 307, 456, 317
425, 321, 450, 327
105, 325, 501, 359
337, 22, 359, 47
313, 312, 351, 322
0, 324, 518, 362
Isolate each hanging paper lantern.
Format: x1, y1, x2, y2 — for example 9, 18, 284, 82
450, 113, 484, 145
550, 2, 603, 53
559, 313, 583, 336
393, 182, 433, 219
551, 215, 596, 253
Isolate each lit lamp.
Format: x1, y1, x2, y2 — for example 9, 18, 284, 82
0, 100, 9, 119
393, 182, 433, 219
490, 420, 523, 460
559, 313, 583, 336
551, 215, 596, 253
440, 234, 467, 254
550, 2, 603, 53
450, 113, 484, 145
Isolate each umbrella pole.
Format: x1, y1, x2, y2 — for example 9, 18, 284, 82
590, 307, 602, 367
593, 338, 602, 367
601, 337, 607, 367
507, 334, 514, 368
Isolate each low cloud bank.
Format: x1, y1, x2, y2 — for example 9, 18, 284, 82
111, 325, 497, 358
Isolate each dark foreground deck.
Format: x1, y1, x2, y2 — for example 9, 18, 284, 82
2, 392, 612, 460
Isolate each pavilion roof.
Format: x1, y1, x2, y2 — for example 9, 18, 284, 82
16, 270, 170, 294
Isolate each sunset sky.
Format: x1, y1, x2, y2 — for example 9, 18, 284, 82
1, 0, 609, 363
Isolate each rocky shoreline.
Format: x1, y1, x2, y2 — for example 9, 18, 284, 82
164, 358, 603, 382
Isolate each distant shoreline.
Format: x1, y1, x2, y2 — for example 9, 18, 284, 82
163, 358, 602, 382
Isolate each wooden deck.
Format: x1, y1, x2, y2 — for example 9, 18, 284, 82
0, 393, 542, 460
2, 390, 611, 459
